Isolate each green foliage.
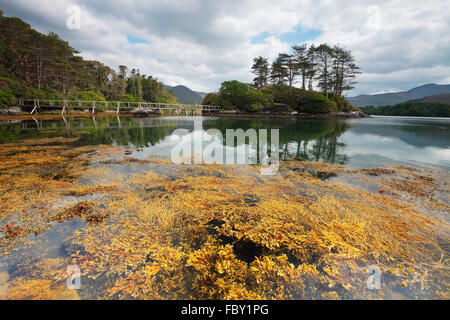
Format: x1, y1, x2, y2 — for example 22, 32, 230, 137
251, 56, 269, 88
69, 90, 106, 101
0, 88, 15, 107
295, 92, 337, 113
206, 82, 347, 114
0, 13, 179, 107
213, 80, 273, 112
202, 93, 235, 110
361, 102, 450, 117
263, 84, 337, 113
120, 93, 139, 102
328, 94, 353, 112
219, 80, 252, 97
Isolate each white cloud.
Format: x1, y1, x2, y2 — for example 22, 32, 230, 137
1, 0, 449, 95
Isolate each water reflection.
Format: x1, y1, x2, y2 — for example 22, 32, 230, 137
0, 115, 449, 169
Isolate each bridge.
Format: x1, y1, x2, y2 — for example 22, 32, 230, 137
17, 99, 221, 115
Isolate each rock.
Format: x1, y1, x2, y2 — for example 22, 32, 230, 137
0, 107, 23, 115
129, 106, 159, 115
325, 111, 369, 118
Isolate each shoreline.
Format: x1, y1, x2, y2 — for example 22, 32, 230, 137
0, 110, 369, 121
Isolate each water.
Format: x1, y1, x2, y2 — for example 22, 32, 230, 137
1, 115, 449, 170
0, 114, 448, 299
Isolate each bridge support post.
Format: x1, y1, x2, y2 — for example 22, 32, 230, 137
116, 101, 120, 114
92, 101, 96, 114
61, 100, 67, 115
31, 99, 38, 114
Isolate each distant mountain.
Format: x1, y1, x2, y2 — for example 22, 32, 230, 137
195, 91, 208, 99
164, 85, 205, 104
347, 83, 450, 107
414, 93, 450, 104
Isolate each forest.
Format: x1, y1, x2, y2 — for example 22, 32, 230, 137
202, 44, 361, 114
361, 101, 450, 117
0, 11, 178, 108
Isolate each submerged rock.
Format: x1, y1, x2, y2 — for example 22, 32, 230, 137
0, 107, 23, 115
129, 106, 160, 115
325, 111, 369, 118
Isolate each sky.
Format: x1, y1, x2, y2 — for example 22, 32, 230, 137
1, 0, 450, 96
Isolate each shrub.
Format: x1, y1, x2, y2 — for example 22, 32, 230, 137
0, 77, 45, 100
69, 90, 106, 101
202, 93, 236, 110
295, 91, 337, 114
329, 94, 352, 112
0, 88, 16, 108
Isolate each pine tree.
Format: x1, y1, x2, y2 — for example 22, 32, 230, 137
279, 53, 299, 96
292, 44, 309, 90
251, 56, 269, 89
314, 44, 334, 98
269, 56, 287, 85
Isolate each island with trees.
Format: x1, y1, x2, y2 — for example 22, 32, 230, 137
202, 44, 366, 117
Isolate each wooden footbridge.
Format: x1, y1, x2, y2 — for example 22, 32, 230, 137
17, 99, 221, 115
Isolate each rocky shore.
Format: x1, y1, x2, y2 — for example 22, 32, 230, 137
0, 106, 369, 119
0, 107, 23, 116
212, 110, 369, 118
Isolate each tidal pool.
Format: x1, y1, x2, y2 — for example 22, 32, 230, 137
0, 115, 448, 299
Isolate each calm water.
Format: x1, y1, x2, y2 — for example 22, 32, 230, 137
1, 115, 449, 170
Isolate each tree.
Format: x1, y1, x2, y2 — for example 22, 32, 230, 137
251, 56, 269, 89
219, 80, 251, 97
306, 45, 318, 91
331, 45, 360, 97
278, 53, 299, 96
269, 56, 288, 85
118, 65, 128, 79
314, 43, 334, 98
292, 44, 310, 90
0, 12, 180, 105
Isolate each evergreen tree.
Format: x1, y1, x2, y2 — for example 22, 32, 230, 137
279, 53, 299, 96
292, 44, 309, 90
251, 56, 269, 88
314, 43, 334, 98
269, 56, 288, 85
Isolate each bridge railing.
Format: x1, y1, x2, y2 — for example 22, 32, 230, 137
17, 99, 221, 115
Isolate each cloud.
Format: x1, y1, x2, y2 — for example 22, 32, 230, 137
1, 0, 449, 94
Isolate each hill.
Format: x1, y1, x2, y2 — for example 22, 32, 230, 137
164, 85, 204, 104
360, 101, 450, 117
415, 94, 450, 104
347, 83, 450, 107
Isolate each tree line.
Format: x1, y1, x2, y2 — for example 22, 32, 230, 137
251, 43, 360, 98
361, 101, 450, 117
0, 11, 178, 105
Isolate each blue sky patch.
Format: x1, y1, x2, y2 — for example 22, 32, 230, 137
251, 31, 270, 44
251, 26, 321, 45
280, 26, 322, 43
127, 35, 150, 44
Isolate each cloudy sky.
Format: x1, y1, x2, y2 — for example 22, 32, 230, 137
2, 0, 450, 95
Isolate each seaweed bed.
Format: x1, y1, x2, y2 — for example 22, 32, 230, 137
0, 137, 448, 300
